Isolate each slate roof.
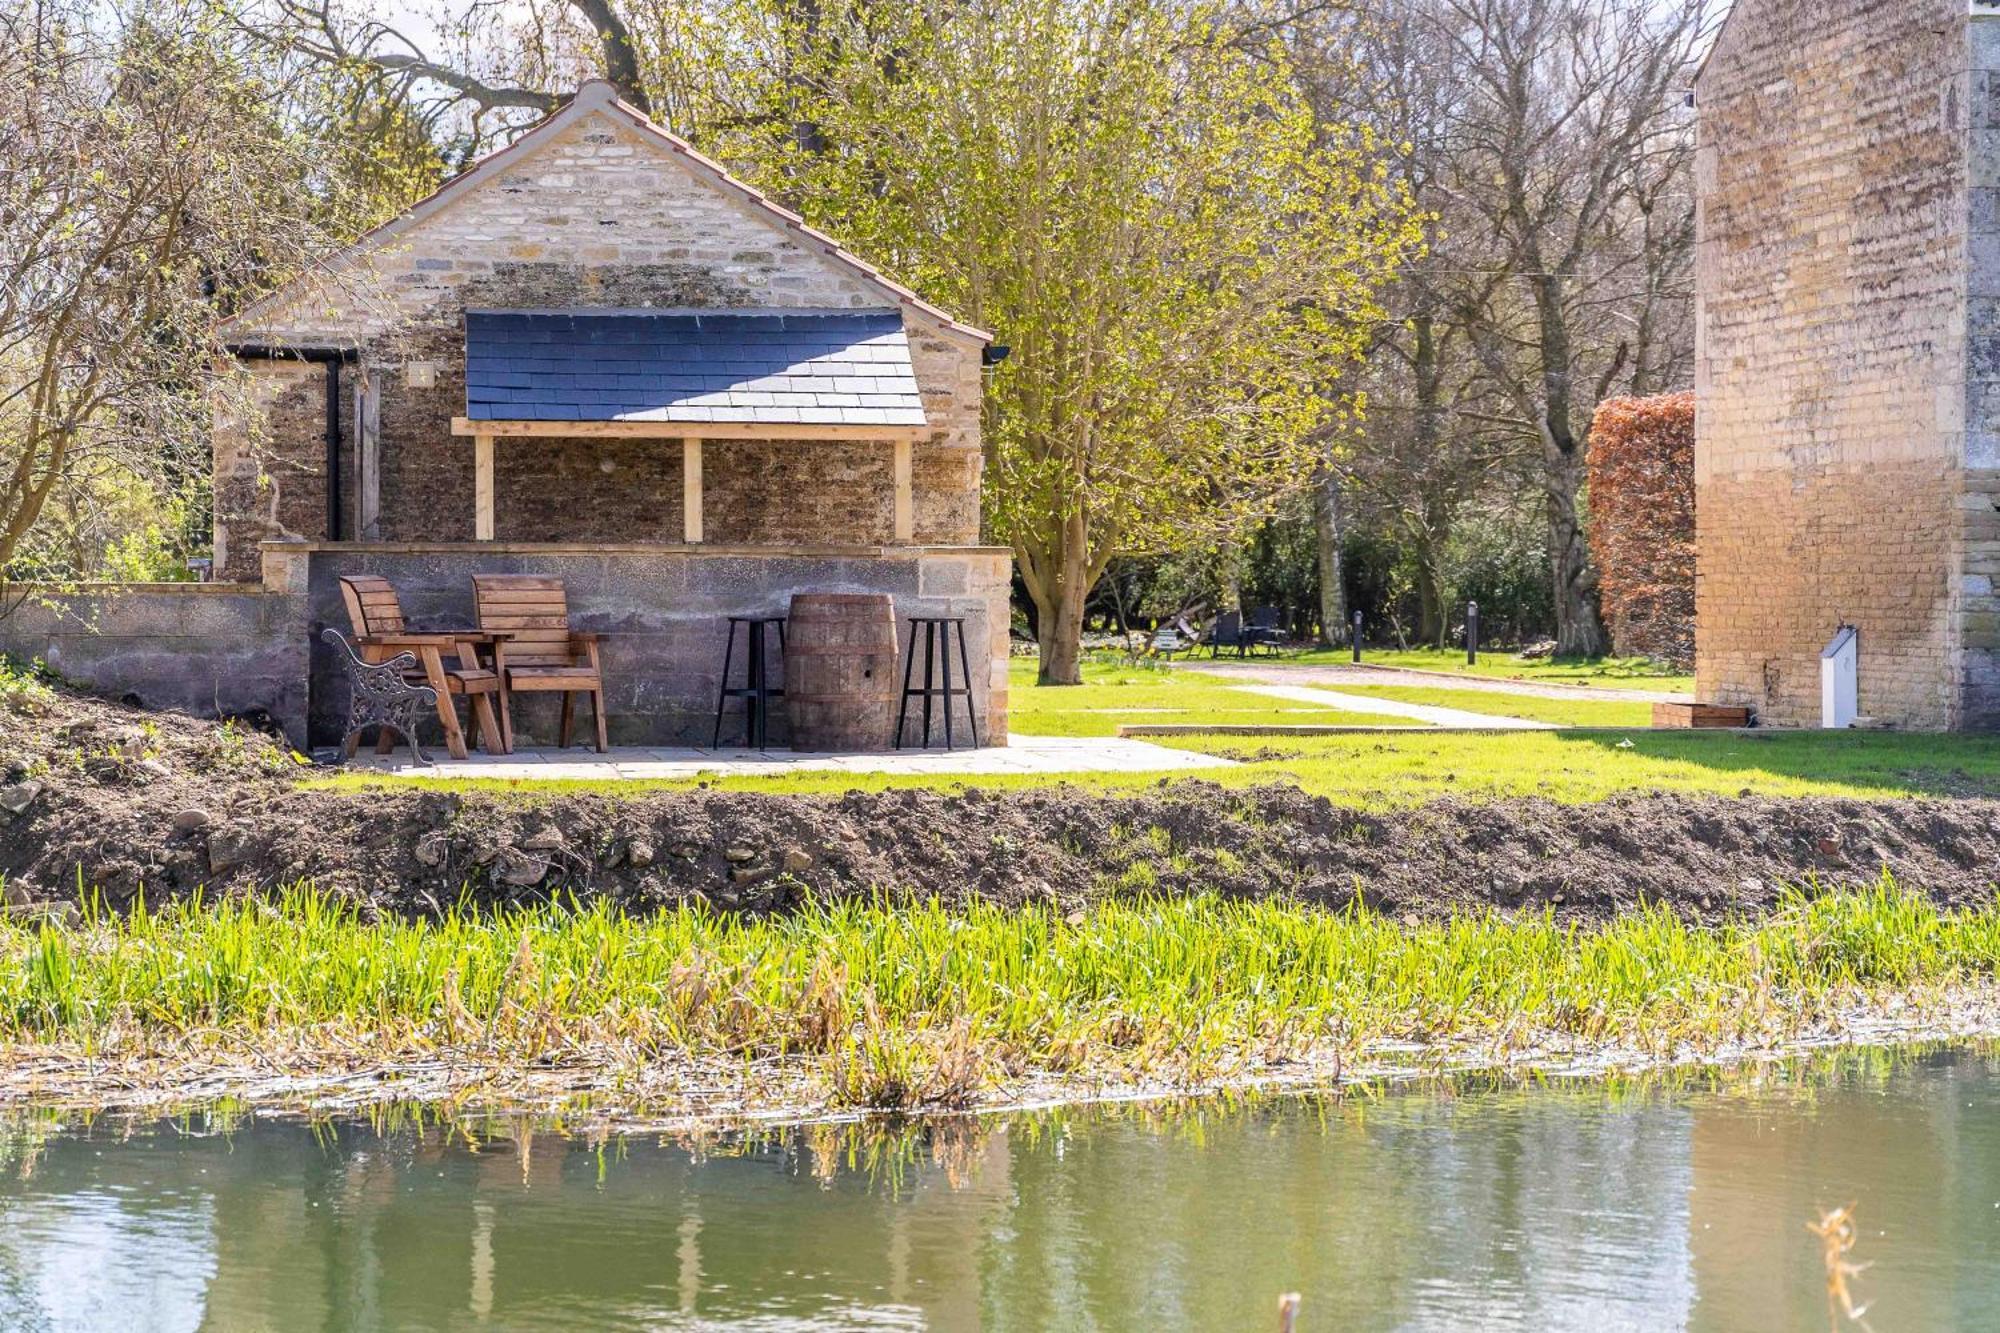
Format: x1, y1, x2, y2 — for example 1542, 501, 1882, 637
462, 308, 928, 428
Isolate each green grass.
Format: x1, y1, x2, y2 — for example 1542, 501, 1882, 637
1005, 659, 1423, 736
1280, 645, 1693, 694
1311, 683, 1656, 728
2, 884, 1995, 1109
311, 726, 2000, 807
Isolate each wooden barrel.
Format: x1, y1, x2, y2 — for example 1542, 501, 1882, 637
785, 593, 900, 752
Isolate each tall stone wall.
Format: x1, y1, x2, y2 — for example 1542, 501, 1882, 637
1695, 0, 1971, 727
216, 105, 986, 565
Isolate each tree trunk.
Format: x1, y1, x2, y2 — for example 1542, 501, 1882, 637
1414, 536, 1446, 648
1314, 467, 1346, 647
1545, 443, 1607, 657
1030, 508, 1092, 685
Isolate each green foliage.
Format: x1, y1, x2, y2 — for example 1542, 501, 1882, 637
727, 0, 1421, 675
1003, 660, 1421, 737
0, 885, 1992, 1108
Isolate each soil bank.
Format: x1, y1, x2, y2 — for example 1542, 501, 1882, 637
5, 686, 2000, 921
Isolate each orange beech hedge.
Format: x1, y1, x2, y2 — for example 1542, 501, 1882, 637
1585, 392, 1694, 667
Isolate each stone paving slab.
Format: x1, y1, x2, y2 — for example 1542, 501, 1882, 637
1227, 683, 1555, 729
348, 733, 1235, 781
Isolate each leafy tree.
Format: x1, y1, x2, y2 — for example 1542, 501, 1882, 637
739, 0, 1420, 682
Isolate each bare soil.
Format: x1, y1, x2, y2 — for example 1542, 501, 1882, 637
4, 686, 1999, 922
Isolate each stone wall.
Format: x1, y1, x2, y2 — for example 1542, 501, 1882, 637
217, 98, 987, 561
303, 543, 1013, 749
0, 580, 309, 744
0, 541, 1011, 753
1695, 0, 1971, 727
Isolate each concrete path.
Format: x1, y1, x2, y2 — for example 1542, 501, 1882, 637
348, 733, 1235, 781
1226, 683, 1555, 729
1188, 661, 1690, 705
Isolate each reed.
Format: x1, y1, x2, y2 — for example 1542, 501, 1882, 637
0, 877, 1993, 1110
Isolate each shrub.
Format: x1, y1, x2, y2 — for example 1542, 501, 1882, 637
1586, 392, 1694, 667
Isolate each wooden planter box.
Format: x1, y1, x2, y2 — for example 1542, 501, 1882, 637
1652, 702, 1752, 729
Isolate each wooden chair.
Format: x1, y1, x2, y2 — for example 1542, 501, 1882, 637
337, 575, 507, 760
473, 574, 609, 753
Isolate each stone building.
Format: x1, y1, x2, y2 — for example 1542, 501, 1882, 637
214, 78, 988, 576
1695, 0, 2000, 728
0, 81, 1010, 747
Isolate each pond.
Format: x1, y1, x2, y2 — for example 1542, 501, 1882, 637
0, 1047, 1996, 1330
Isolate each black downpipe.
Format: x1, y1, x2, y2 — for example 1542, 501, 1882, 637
224, 343, 358, 542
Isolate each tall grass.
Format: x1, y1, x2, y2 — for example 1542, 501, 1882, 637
0, 879, 1995, 1109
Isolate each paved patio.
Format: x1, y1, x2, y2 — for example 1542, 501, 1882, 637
346, 733, 1235, 780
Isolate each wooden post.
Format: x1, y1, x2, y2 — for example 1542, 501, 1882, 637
892, 438, 914, 543
683, 438, 704, 543
474, 433, 495, 541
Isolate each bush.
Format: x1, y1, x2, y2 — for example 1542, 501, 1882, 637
1586, 392, 1694, 667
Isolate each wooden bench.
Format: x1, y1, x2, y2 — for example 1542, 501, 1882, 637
473, 574, 609, 752
337, 575, 507, 760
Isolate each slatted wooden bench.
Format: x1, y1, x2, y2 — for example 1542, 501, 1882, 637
473, 574, 609, 752
337, 575, 508, 759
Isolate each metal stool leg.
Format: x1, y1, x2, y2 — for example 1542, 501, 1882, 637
747, 621, 766, 747
955, 619, 980, 748
920, 621, 936, 747
713, 619, 737, 747
895, 624, 919, 749
940, 624, 955, 750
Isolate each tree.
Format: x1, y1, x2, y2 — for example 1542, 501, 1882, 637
0, 3, 384, 587
1430, 0, 1708, 657
751, 1, 1419, 682
1585, 391, 1693, 666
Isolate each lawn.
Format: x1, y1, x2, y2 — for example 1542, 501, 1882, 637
1278, 645, 1694, 694
1006, 660, 1422, 736
316, 725, 2000, 808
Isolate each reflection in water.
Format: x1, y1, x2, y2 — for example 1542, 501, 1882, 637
0, 1048, 1993, 1330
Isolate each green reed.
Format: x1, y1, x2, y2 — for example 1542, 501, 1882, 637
0, 876, 1994, 1107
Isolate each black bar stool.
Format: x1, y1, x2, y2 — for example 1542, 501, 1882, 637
896, 616, 980, 749
714, 615, 787, 747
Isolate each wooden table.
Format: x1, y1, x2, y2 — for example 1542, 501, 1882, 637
354, 630, 513, 759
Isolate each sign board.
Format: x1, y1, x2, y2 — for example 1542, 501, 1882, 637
1821, 625, 1858, 729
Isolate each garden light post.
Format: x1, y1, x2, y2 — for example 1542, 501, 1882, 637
1352, 611, 1362, 663
1467, 601, 1479, 665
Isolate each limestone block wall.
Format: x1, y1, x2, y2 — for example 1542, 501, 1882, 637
1695, 0, 1971, 727
216, 102, 986, 563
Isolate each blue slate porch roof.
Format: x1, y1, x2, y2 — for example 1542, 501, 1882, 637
462, 308, 927, 428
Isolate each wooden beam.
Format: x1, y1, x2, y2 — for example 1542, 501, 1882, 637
452, 416, 927, 442
474, 433, 495, 541
892, 437, 914, 543
683, 438, 703, 543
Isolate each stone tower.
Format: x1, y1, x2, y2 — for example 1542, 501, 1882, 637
1696, 0, 2000, 729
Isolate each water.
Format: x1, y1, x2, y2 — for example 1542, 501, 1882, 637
1, 1048, 1997, 1330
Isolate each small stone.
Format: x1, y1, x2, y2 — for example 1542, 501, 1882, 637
724, 846, 756, 864
626, 837, 656, 869
0, 780, 43, 815
413, 833, 450, 868
730, 865, 771, 885
171, 808, 214, 835
207, 828, 257, 873
4, 880, 32, 908
490, 848, 547, 887
1814, 836, 1842, 857
520, 826, 566, 852
1550, 893, 1565, 905
135, 759, 170, 781
780, 848, 813, 875
672, 843, 702, 862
